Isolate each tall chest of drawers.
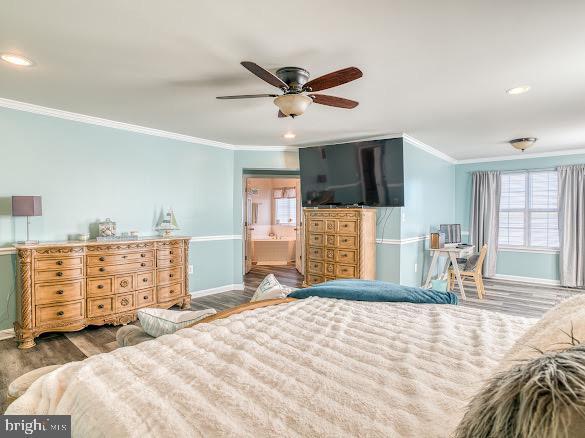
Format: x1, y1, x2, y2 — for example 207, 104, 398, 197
303, 208, 376, 286
14, 237, 191, 349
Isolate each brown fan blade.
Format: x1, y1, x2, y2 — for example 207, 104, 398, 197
303, 67, 362, 92
278, 110, 287, 118
241, 61, 288, 90
309, 94, 359, 109
216, 94, 278, 99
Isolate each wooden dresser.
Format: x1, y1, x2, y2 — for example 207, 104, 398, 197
303, 208, 376, 286
14, 237, 191, 349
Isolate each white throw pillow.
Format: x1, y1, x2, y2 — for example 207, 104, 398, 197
498, 293, 585, 371
137, 308, 216, 337
250, 274, 295, 302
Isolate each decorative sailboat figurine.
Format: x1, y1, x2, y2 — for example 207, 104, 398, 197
156, 208, 179, 237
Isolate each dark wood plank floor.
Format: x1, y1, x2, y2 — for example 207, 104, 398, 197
0, 264, 581, 412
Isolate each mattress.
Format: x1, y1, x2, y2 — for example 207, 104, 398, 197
6, 297, 535, 437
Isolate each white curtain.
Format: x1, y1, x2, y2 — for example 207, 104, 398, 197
469, 171, 501, 277
558, 165, 585, 287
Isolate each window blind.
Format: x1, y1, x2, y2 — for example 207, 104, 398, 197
275, 198, 296, 225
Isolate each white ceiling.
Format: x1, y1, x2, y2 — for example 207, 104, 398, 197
1, 1, 585, 160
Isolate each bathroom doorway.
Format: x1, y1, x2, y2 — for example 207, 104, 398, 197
243, 175, 304, 281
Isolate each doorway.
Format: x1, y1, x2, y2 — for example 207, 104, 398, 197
243, 175, 304, 282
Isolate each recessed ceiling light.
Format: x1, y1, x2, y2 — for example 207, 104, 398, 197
283, 132, 296, 139
0, 53, 34, 66
506, 85, 531, 95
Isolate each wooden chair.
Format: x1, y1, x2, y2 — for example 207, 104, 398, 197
448, 244, 488, 299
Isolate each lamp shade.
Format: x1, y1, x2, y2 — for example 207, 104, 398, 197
12, 196, 42, 217
273, 94, 312, 117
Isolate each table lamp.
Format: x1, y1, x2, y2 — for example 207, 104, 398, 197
12, 196, 42, 244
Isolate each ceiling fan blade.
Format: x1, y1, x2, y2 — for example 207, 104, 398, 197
278, 110, 288, 118
303, 67, 362, 92
309, 94, 359, 109
216, 94, 278, 99
241, 61, 289, 90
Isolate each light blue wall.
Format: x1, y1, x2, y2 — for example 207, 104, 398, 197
455, 153, 585, 281
0, 107, 238, 329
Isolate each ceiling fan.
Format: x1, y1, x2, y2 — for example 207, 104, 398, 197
216, 61, 362, 118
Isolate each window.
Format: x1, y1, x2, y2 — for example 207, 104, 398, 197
498, 170, 559, 249
274, 198, 297, 225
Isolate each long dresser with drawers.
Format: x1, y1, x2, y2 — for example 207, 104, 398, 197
14, 236, 191, 349
303, 208, 376, 286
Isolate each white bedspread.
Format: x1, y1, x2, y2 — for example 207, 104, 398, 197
7, 298, 535, 437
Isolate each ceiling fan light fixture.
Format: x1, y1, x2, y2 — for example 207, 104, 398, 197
273, 94, 312, 117
510, 137, 537, 152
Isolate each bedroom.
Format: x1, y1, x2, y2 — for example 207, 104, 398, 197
1, 1, 585, 437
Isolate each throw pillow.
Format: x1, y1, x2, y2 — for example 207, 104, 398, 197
137, 308, 216, 337
250, 274, 294, 302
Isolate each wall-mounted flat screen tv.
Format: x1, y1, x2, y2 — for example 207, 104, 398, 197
299, 137, 404, 207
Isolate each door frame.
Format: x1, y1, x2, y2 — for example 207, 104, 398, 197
241, 171, 302, 281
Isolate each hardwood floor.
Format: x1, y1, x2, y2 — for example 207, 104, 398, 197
0, 264, 581, 412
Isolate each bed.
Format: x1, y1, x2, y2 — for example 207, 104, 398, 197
6, 297, 535, 437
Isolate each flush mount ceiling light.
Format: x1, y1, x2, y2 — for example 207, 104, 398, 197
506, 85, 531, 95
283, 132, 296, 139
0, 53, 34, 66
510, 137, 537, 152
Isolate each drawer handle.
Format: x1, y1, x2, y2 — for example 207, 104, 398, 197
342, 239, 348, 243
120, 298, 129, 306
143, 295, 149, 300
341, 254, 347, 257
120, 280, 129, 288
141, 253, 146, 258
56, 311, 64, 316
56, 260, 63, 266
142, 278, 148, 283
97, 304, 105, 309
141, 262, 146, 267
97, 284, 104, 289
99, 257, 105, 261
343, 224, 348, 228
169, 289, 175, 294
122, 255, 127, 259
99, 267, 105, 272
56, 289, 64, 295
169, 251, 173, 255
56, 272, 63, 277
313, 237, 318, 241
169, 273, 174, 278
169, 259, 173, 263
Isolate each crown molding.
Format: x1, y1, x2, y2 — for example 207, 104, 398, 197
402, 134, 457, 164
235, 145, 299, 152
454, 147, 585, 164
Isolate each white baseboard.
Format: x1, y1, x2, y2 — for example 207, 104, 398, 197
0, 328, 15, 341
190, 283, 245, 298
493, 274, 561, 286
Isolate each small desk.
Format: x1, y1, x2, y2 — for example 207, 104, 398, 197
424, 245, 475, 299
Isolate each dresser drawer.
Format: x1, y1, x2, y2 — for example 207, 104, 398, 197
336, 249, 357, 264
307, 260, 324, 275
157, 256, 183, 268
87, 260, 154, 276
308, 246, 324, 261
325, 263, 335, 276
335, 264, 357, 278
35, 301, 84, 325
308, 219, 325, 233
157, 247, 183, 259
114, 274, 134, 293
136, 271, 155, 290
306, 274, 324, 285
87, 277, 114, 297
136, 288, 155, 307
157, 267, 183, 285
157, 282, 183, 301
337, 220, 358, 234
87, 250, 154, 266
337, 235, 358, 249
115, 293, 135, 312
325, 248, 335, 261
35, 280, 84, 305
308, 233, 324, 246
325, 220, 337, 233
35, 267, 84, 282
87, 296, 114, 318
36, 256, 83, 271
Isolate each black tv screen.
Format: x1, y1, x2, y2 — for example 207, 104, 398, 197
299, 138, 404, 207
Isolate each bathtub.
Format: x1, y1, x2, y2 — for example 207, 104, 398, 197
252, 237, 296, 265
